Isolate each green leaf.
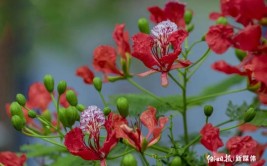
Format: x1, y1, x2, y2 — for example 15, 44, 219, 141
249, 110, 267, 127
199, 75, 244, 95
108, 94, 182, 116
50, 154, 95, 166
226, 101, 248, 120
20, 144, 66, 158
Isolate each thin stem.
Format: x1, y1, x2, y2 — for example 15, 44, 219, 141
183, 135, 201, 151
56, 95, 61, 130
168, 73, 183, 90
37, 116, 64, 138
107, 149, 134, 160
220, 122, 245, 132
150, 145, 169, 153
187, 48, 210, 80
182, 70, 189, 144
140, 153, 149, 166
50, 93, 57, 107
186, 40, 203, 54
24, 127, 66, 149
169, 115, 178, 149
22, 130, 61, 138
99, 92, 107, 107
188, 88, 247, 105
216, 119, 234, 127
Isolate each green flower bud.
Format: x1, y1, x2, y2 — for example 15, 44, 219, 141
244, 108, 256, 122
16, 94, 26, 106
116, 97, 129, 118
235, 49, 247, 61
120, 154, 137, 166
43, 74, 54, 93
10, 102, 24, 118
170, 156, 182, 166
204, 105, 213, 117
103, 107, 111, 116
186, 24, 194, 33
138, 18, 150, 34
11, 115, 25, 131
201, 35, 206, 41
76, 104, 85, 112
93, 77, 102, 92
41, 110, 52, 122
57, 80, 67, 95
28, 110, 37, 118
66, 90, 78, 106
216, 16, 228, 25
184, 9, 193, 24
66, 106, 79, 126
59, 108, 69, 127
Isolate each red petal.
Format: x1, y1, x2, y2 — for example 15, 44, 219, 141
206, 25, 234, 54
164, 1, 186, 27
100, 131, 117, 156
140, 106, 158, 131
120, 125, 142, 151
113, 24, 131, 58
209, 12, 223, 20
169, 29, 188, 51
251, 55, 267, 86
212, 60, 246, 75
76, 66, 94, 84
233, 25, 262, 51
161, 72, 168, 87
64, 128, 100, 160
132, 33, 158, 69
0, 151, 26, 166
27, 82, 52, 111
148, 6, 166, 24
93, 45, 122, 75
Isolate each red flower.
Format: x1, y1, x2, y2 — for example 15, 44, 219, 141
27, 82, 52, 111
112, 24, 131, 58
76, 66, 94, 84
226, 136, 257, 156
93, 45, 123, 77
212, 60, 247, 75
239, 123, 258, 132
64, 106, 118, 166
251, 160, 266, 166
148, 1, 186, 27
205, 24, 234, 54
119, 106, 168, 152
251, 55, 267, 86
232, 25, 262, 51
200, 123, 223, 151
0, 151, 26, 166
132, 20, 190, 86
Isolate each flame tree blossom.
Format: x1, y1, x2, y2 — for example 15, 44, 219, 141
148, 1, 186, 27
132, 20, 191, 86
64, 106, 125, 166
0, 151, 26, 166
118, 106, 168, 152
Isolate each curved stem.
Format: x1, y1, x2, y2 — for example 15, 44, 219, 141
24, 127, 66, 149
188, 88, 247, 105
168, 73, 183, 90
150, 145, 169, 153
216, 119, 234, 127
107, 149, 135, 160
140, 153, 149, 166
99, 91, 107, 107
37, 116, 64, 138
220, 122, 245, 132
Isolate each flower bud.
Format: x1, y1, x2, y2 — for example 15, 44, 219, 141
103, 107, 111, 116
93, 77, 102, 92
41, 110, 52, 122
116, 97, 129, 118
43, 74, 54, 93
138, 18, 150, 34
66, 106, 79, 126
235, 49, 247, 61
170, 156, 182, 166
184, 9, 193, 24
186, 24, 194, 33
204, 105, 213, 117
120, 154, 137, 166
59, 108, 69, 127
11, 115, 25, 131
28, 110, 37, 118
57, 80, 67, 95
76, 104, 85, 112
260, 17, 267, 26
16, 94, 26, 106
201, 35, 206, 41
10, 102, 24, 118
66, 90, 78, 106
244, 108, 256, 122
216, 16, 228, 25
